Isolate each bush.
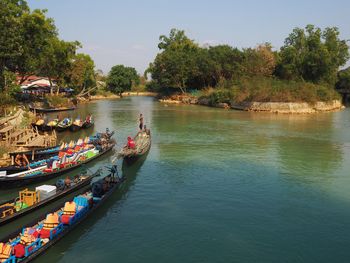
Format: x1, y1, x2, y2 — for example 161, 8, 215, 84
45, 95, 72, 107
198, 76, 340, 105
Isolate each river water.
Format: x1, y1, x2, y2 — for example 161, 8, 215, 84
1, 96, 350, 262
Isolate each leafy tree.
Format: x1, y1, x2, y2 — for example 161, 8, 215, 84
107, 65, 139, 95
208, 45, 244, 81
67, 53, 96, 93
16, 9, 57, 83
0, 0, 29, 90
39, 37, 80, 94
242, 43, 276, 77
147, 28, 200, 93
276, 25, 349, 84
336, 67, 350, 91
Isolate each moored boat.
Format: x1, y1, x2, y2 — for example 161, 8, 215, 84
0, 140, 116, 188
31, 119, 46, 131
118, 130, 151, 163
56, 118, 72, 132
0, 172, 97, 226
29, 106, 76, 113
82, 115, 94, 129
45, 119, 59, 130
70, 118, 83, 132
0, 166, 124, 263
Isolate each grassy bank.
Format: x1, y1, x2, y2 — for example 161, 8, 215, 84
196, 77, 340, 106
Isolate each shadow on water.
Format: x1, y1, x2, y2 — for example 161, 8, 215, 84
32, 154, 149, 263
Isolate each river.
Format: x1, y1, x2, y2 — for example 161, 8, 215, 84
1, 96, 350, 262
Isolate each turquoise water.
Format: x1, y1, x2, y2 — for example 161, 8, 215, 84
2, 97, 350, 262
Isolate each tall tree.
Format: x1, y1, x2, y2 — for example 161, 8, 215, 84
147, 29, 200, 93
39, 37, 80, 94
0, 0, 29, 90
107, 65, 139, 95
67, 53, 96, 93
16, 9, 57, 83
276, 25, 349, 84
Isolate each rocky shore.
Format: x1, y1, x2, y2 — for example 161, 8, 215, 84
159, 95, 344, 114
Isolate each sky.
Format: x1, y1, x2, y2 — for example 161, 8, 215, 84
27, 0, 350, 74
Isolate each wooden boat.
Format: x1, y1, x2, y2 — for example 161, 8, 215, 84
56, 118, 72, 132
45, 119, 59, 130
29, 106, 76, 113
31, 119, 46, 131
0, 167, 124, 263
70, 118, 83, 132
0, 159, 48, 176
118, 130, 151, 163
0, 172, 97, 226
0, 142, 115, 188
82, 120, 94, 129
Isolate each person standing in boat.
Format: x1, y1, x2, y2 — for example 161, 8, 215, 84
139, 114, 144, 131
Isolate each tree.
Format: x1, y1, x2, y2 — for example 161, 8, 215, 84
16, 9, 57, 84
336, 67, 350, 91
0, 0, 29, 90
107, 65, 139, 95
147, 28, 200, 93
39, 37, 80, 94
67, 53, 96, 93
242, 43, 276, 77
276, 25, 349, 84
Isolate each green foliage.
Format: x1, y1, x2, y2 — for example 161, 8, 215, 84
199, 77, 340, 105
336, 67, 350, 90
66, 53, 96, 93
45, 95, 71, 107
107, 65, 139, 95
39, 37, 80, 92
276, 25, 349, 84
147, 28, 201, 93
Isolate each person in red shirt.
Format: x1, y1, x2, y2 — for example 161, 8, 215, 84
127, 136, 136, 149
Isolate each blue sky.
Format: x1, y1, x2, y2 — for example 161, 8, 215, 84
27, 0, 350, 74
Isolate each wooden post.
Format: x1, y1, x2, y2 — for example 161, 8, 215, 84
32, 149, 35, 161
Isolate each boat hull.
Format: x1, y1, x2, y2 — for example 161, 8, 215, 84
70, 124, 82, 132
82, 122, 94, 129
56, 125, 70, 132
29, 106, 76, 113
0, 144, 115, 188
0, 176, 93, 226
1, 173, 125, 263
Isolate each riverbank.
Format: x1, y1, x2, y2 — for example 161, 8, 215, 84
159, 95, 344, 113
89, 91, 158, 101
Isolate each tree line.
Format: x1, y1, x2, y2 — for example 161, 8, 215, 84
146, 27, 350, 103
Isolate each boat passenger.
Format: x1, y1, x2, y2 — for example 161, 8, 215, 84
127, 136, 136, 149
15, 154, 30, 167
143, 125, 151, 136
64, 176, 71, 188
139, 114, 144, 130
85, 114, 92, 123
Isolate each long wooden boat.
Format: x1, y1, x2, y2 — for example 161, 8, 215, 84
9, 145, 62, 162
0, 167, 124, 263
118, 130, 151, 163
69, 118, 83, 132
0, 143, 115, 188
0, 159, 47, 176
56, 118, 72, 132
29, 106, 76, 113
0, 172, 97, 226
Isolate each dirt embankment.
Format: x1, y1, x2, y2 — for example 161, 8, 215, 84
159, 95, 344, 114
